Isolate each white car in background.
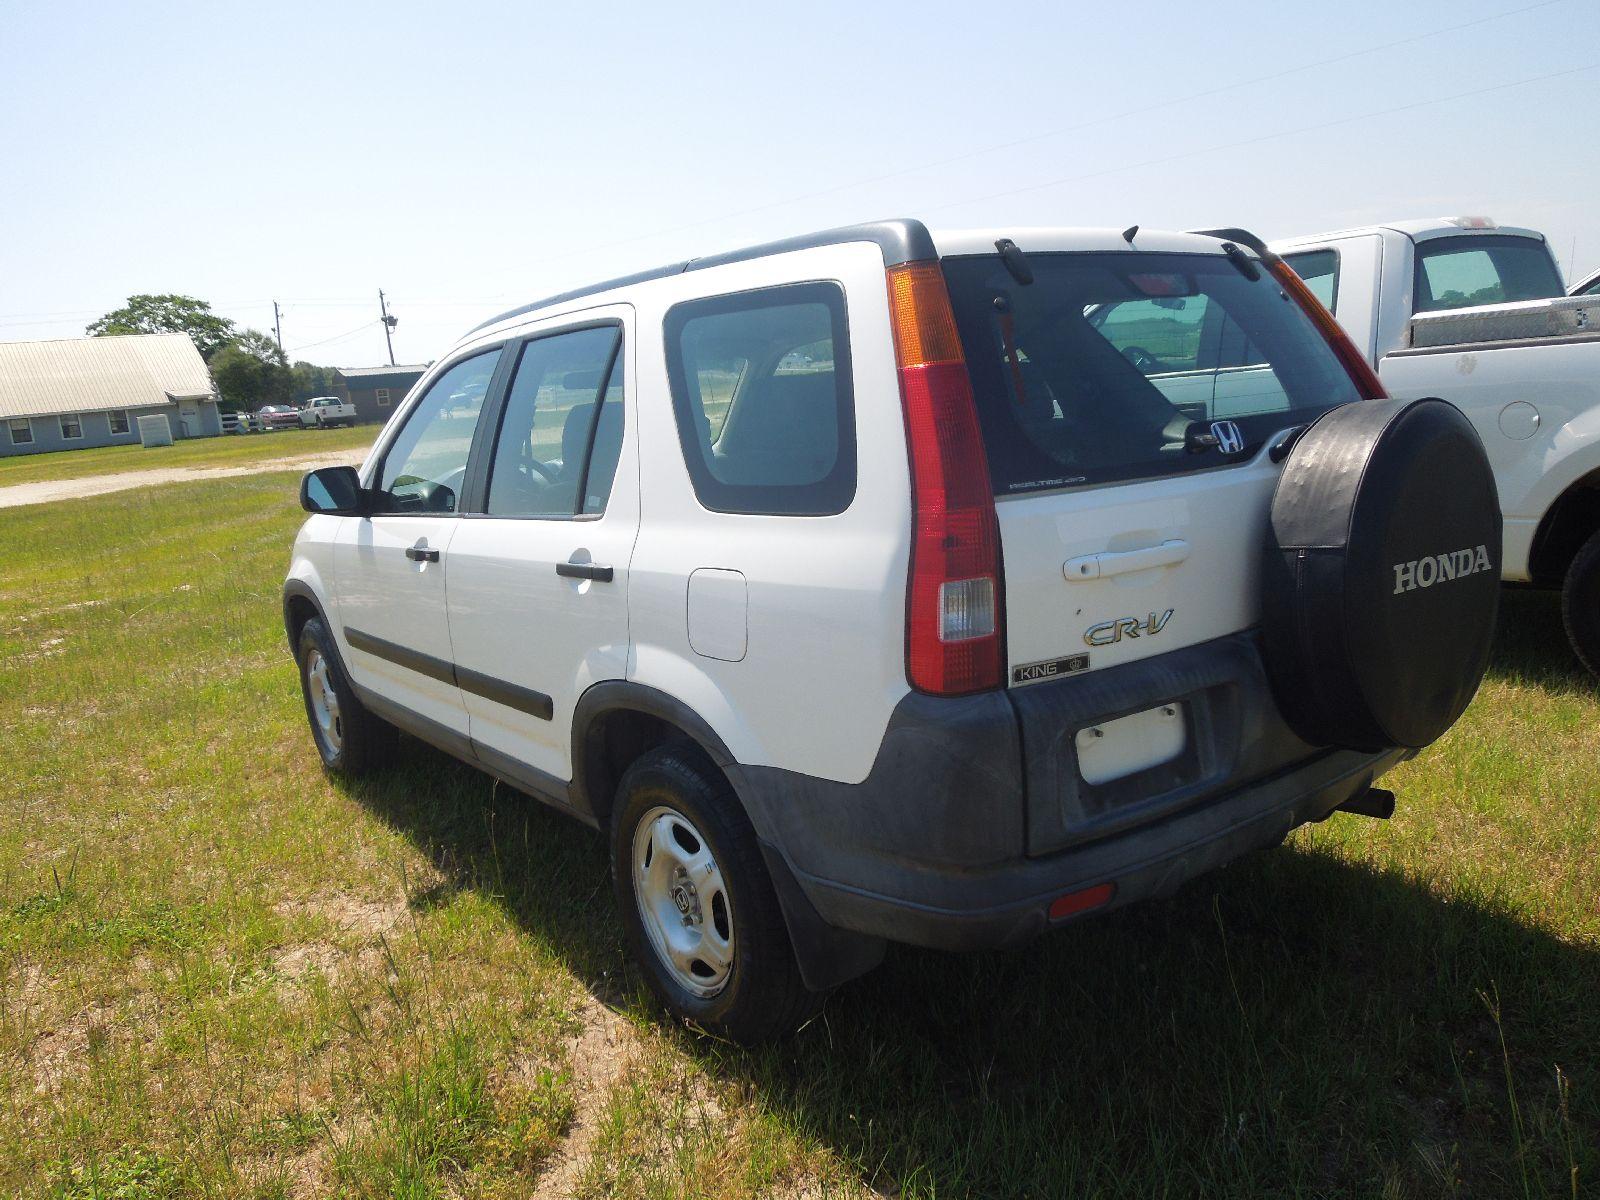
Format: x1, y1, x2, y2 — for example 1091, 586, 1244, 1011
299, 396, 358, 428
1271, 217, 1600, 673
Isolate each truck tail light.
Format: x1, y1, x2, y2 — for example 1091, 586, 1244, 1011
887, 262, 1003, 696
1266, 259, 1387, 401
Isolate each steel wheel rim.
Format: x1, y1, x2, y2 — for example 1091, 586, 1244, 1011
305, 648, 343, 754
631, 805, 734, 998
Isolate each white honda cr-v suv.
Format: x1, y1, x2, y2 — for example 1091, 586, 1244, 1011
285, 220, 1502, 1042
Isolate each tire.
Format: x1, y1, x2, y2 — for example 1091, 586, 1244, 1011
1262, 397, 1501, 751
610, 744, 819, 1043
1561, 529, 1600, 677
296, 617, 392, 776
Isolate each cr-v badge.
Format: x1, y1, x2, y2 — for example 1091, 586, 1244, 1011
1084, 609, 1175, 647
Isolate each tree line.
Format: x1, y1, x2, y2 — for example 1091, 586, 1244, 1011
86, 294, 341, 412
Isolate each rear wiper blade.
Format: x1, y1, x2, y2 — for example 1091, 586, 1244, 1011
1219, 241, 1261, 282
995, 238, 1033, 285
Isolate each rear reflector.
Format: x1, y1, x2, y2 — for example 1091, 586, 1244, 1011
887, 263, 1003, 696
1267, 259, 1386, 401
1048, 882, 1116, 922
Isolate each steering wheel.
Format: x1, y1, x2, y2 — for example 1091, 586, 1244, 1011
1121, 345, 1162, 373
518, 454, 558, 483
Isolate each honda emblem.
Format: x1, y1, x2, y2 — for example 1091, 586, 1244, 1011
1210, 420, 1246, 455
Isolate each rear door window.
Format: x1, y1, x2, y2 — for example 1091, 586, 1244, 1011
942, 251, 1364, 495
1413, 235, 1563, 312
664, 282, 855, 516
484, 326, 623, 517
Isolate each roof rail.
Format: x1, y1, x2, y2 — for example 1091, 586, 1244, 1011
469, 219, 937, 336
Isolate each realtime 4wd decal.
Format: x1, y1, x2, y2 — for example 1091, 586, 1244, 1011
1012, 654, 1090, 685
1392, 545, 1494, 594
1084, 608, 1175, 647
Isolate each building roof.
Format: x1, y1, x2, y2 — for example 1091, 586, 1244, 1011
0, 333, 217, 421
336, 364, 429, 382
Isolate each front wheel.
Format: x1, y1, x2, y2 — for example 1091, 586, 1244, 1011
610, 745, 819, 1043
297, 617, 393, 775
1561, 529, 1600, 677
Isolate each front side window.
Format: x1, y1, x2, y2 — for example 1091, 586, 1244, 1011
664, 282, 855, 516
8, 418, 33, 445
1414, 235, 1563, 312
60, 415, 82, 439
485, 326, 624, 518
375, 349, 500, 514
108, 410, 131, 435
1283, 249, 1339, 313
943, 251, 1365, 494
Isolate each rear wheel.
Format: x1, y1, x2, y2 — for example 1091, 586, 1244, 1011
1561, 529, 1600, 677
610, 744, 819, 1043
297, 617, 392, 776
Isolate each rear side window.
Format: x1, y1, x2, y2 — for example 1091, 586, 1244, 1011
1414, 235, 1563, 312
664, 283, 855, 516
1282, 249, 1339, 313
485, 326, 624, 518
942, 252, 1364, 495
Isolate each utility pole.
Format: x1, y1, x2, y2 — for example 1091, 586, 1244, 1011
378, 290, 398, 367
272, 301, 284, 352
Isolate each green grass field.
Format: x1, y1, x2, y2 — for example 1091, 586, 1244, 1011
0, 425, 375, 488
0, 464, 1595, 1198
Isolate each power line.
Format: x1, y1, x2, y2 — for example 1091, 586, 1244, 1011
476, 0, 1573, 271
923, 60, 1599, 216
284, 319, 378, 357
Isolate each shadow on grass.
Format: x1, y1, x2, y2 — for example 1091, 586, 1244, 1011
1488, 585, 1594, 692
341, 588, 1599, 1199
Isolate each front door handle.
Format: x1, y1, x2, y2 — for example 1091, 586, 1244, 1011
556, 560, 613, 582
406, 543, 440, 563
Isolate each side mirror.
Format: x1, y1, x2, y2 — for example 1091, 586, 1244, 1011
300, 465, 369, 516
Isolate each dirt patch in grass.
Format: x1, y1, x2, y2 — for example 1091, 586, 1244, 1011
274, 889, 407, 940
533, 992, 641, 1199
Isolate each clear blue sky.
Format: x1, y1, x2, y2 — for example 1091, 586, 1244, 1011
1, 0, 1595, 368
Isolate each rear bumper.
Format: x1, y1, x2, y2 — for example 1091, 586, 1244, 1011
763, 743, 1402, 953
729, 632, 1405, 959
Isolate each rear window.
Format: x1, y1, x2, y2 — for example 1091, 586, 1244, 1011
1282, 249, 1339, 312
942, 251, 1364, 495
1413, 235, 1563, 312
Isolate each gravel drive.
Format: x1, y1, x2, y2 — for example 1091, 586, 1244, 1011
0, 448, 368, 509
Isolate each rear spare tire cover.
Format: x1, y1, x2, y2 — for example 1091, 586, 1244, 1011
1262, 397, 1500, 751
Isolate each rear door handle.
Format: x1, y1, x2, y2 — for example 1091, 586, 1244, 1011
556, 560, 613, 582
1064, 539, 1189, 581
406, 543, 440, 563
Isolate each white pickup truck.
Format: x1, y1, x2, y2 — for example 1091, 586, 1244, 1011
298, 396, 358, 428
1269, 217, 1600, 674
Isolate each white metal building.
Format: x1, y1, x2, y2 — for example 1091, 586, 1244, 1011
0, 333, 222, 457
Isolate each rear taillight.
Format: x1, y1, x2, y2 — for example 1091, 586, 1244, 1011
1267, 259, 1386, 401
887, 262, 1003, 696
